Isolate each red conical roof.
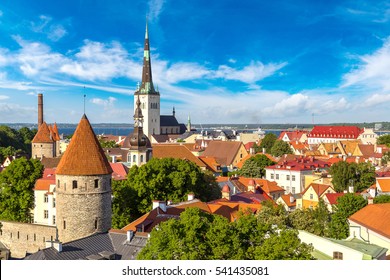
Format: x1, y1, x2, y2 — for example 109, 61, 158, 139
56, 114, 113, 175
32, 121, 54, 143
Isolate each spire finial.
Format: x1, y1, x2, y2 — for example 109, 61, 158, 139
83, 86, 86, 115
145, 16, 149, 39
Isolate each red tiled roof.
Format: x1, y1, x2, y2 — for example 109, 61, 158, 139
324, 193, 345, 205
34, 178, 55, 191
349, 204, 390, 239
199, 156, 221, 172
110, 162, 129, 180
266, 156, 329, 172
278, 130, 306, 141
280, 194, 296, 207
308, 126, 363, 139
56, 114, 113, 175
32, 122, 54, 143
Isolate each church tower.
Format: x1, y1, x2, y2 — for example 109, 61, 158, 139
55, 114, 113, 243
123, 95, 152, 167
134, 21, 160, 139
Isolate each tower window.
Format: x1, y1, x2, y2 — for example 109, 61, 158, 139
94, 179, 99, 188
72, 180, 77, 189
95, 218, 98, 229
57, 179, 60, 188
63, 220, 66, 229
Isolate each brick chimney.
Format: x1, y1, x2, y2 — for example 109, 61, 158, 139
38, 93, 43, 127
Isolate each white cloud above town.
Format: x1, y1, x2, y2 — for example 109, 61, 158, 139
30, 15, 67, 42
147, 0, 165, 21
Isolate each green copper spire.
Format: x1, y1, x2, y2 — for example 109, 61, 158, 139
136, 19, 158, 95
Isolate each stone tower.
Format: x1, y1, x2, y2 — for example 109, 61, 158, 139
31, 94, 60, 159
55, 114, 113, 243
123, 95, 152, 167
134, 21, 160, 139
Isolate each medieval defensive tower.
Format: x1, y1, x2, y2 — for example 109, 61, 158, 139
55, 114, 113, 243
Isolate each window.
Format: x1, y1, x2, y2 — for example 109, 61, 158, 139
286, 186, 290, 193
292, 187, 296, 194
72, 180, 77, 189
53, 198, 56, 208
57, 179, 60, 188
140, 155, 144, 162
133, 155, 136, 162
53, 215, 56, 225
292, 175, 296, 181
276, 174, 279, 180
63, 220, 66, 229
95, 218, 98, 229
64, 182, 66, 190
286, 175, 290, 180
34, 234, 36, 241
44, 194, 48, 203
94, 179, 99, 188
310, 194, 313, 200
333, 252, 343, 260
44, 210, 49, 219
271, 174, 274, 180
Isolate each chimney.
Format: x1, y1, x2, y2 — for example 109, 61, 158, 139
45, 240, 62, 252
111, 155, 117, 163
368, 197, 374, 205
187, 193, 195, 201
38, 93, 43, 127
348, 185, 354, 193
152, 200, 160, 210
126, 230, 134, 242
369, 187, 376, 198
221, 185, 231, 200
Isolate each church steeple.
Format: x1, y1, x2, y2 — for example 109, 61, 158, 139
137, 20, 159, 95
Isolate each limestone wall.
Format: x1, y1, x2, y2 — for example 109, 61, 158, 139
56, 174, 112, 243
32, 143, 55, 159
0, 221, 56, 259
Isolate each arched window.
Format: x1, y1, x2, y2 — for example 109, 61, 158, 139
140, 155, 144, 162
133, 155, 136, 162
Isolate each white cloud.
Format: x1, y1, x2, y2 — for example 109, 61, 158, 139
60, 40, 139, 81
342, 37, 390, 90
0, 95, 9, 100
30, 15, 67, 41
362, 93, 390, 107
13, 36, 68, 77
0, 48, 9, 66
148, 0, 165, 21
90, 96, 117, 108
214, 61, 287, 84
0, 103, 36, 122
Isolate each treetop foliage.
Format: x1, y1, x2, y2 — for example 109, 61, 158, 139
238, 154, 276, 178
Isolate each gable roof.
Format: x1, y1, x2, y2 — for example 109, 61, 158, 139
160, 115, 179, 126
302, 183, 333, 197
110, 162, 129, 181
32, 122, 54, 143
56, 114, 113, 176
152, 144, 206, 168
308, 126, 363, 139
201, 141, 245, 166
279, 194, 296, 207
198, 156, 221, 172
377, 178, 390, 192
348, 204, 390, 239
323, 192, 346, 205
278, 130, 306, 141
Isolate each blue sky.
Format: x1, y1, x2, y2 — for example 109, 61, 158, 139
1, 0, 390, 125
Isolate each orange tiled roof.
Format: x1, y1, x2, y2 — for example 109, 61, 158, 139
56, 114, 113, 175
34, 178, 55, 191
377, 178, 390, 192
201, 141, 246, 166
32, 122, 54, 143
280, 194, 296, 207
349, 204, 390, 239
110, 162, 129, 180
152, 144, 206, 168
199, 156, 221, 172
302, 183, 333, 196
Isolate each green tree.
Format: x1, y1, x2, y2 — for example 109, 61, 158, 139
256, 200, 287, 228
270, 140, 293, 157
137, 207, 313, 260
330, 161, 375, 193
329, 194, 367, 239
373, 195, 390, 204
382, 151, 390, 165
259, 133, 277, 154
238, 154, 275, 178
377, 134, 390, 147
98, 139, 119, 148
111, 158, 220, 227
0, 158, 43, 222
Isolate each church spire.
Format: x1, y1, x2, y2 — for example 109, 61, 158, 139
137, 19, 158, 95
